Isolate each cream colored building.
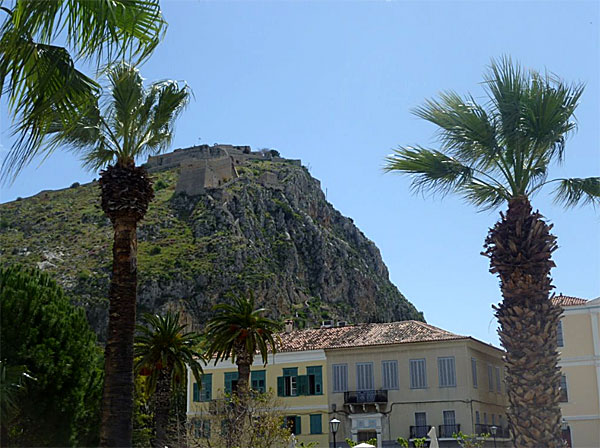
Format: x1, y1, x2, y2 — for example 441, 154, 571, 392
554, 295, 600, 448
187, 320, 509, 447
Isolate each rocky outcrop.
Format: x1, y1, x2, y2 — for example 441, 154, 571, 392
0, 150, 423, 341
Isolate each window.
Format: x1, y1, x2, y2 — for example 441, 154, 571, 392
475, 411, 480, 425
471, 358, 478, 388
492, 414, 496, 425
310, 414, 322, 434
251, 370, 266, 394
193, 419, 210, 438
356, 362, 374, 390
224, 372, 238, 395
484, 413, 488, 425
443, 410, 456, 425
200, 373, 212, 401
495, 366, 501, 392
438, 357, 456, 387
410, 359, 427, 389
278, 368, 298, 397
307, 366, 323, 395
560, 375, 568, 402
332, 364, 348, 393
382, 360, 399, 389
488, 364, 494, 391
499, 415, 504, 427
557, 320, 564, 347
285, 416, 301, 435
414, 412, 427, 437
193, 382, 201, 402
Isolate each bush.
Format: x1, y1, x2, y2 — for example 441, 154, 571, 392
70, 182, 80, 188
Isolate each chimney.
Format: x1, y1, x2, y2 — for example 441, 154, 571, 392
284, 319, 294, 333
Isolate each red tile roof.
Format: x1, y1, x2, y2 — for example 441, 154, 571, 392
276, 320, 467, 352
552, 295, 588, 307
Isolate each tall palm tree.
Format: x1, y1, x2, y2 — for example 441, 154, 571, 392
204, 293, 282, 396
134, 312, 204, 448
48, 62, 190, 446
0, 0, 166, 181
385, 57, 599, 447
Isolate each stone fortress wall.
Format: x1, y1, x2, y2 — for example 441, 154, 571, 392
144, 144, 301, 196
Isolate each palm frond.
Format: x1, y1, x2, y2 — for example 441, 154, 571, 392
0, 32, 99, 181
413, 91, 500, 172
384, 147, 477, 197
553, 177, 600, 208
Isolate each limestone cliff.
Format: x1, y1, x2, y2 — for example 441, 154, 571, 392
0, 147, 423, 340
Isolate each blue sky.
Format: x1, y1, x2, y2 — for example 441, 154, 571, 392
1, 0, 599, 346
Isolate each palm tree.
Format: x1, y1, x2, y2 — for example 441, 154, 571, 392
204, 293, 282, 396
0, 0, 166, 181
134, 312, 204, 448
385, 57, 599, 447
47, 62, 190, 446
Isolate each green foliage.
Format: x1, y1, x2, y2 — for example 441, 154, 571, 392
0, 0, 167, 181
346, 437, 377, 447
134, 311, 204, 396
453, 431, 490, 448
0, 361, 35, 426
188, 391, 291, 448
47, 62, 191, 170
0, 265, 103, 447
204, 292, 282, 368
396, 437, 409, 447
411, 437, 427, 448
385, 57, 599, 209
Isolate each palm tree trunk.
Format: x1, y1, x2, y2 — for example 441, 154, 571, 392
484, 196, 563, 447
100, 216, 138, 447
99, 163, 154, 447
154, 368, 172, 448
235, 346, 251, 394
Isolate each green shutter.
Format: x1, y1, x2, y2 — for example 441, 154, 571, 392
251, 370, 266, 393
224, 372, 239, 394
295, 415, 302, 435
193, 382, 200, 402
201, 374, 212, 401
297, 375, 309, 396
307, 366, 323, 395
310, 414, 322, 434
277, 376, 284, 396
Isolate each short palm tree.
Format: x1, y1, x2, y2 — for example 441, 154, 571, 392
204, 293, 282, 395
134, 312, 204, 448
47, 62, 190, 447
0, 0, 165, 181
385, 57, 599, 447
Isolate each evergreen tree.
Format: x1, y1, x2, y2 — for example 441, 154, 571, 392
0, 265, 103, 447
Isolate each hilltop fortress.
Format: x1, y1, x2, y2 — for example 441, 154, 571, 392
144, 144, 301, 196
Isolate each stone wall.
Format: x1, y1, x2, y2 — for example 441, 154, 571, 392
175, 156, 236, 196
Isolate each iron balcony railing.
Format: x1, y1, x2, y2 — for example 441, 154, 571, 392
475, 424, 510, 438
409, 425, 431, 438
344, 389, 388, 404
438, 424, 460, 438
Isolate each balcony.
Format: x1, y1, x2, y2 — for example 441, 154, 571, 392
475, 424, 510, 438
344, 389, 388, 404
438, 424, 460, 438
410, 425, 431, 439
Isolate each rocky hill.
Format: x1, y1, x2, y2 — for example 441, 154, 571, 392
0, 146, 423, 340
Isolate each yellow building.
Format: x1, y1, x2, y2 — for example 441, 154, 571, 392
186, 348, 330, 446
554, 295, 600, 448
